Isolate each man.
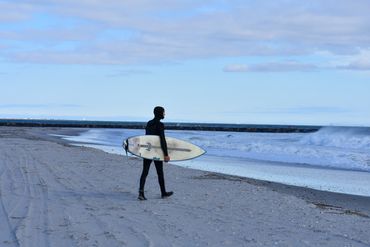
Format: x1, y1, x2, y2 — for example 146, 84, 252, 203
138, 106, 174, 200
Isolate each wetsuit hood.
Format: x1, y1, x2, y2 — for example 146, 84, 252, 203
153, 106, 165, 120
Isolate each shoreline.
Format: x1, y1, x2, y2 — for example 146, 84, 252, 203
25, 126, 370, 214
35, 126, 370, 198
1, 126, 370, 246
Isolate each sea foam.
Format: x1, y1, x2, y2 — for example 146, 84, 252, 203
62, 127, 370, 172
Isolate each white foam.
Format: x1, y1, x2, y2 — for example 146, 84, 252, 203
60, 127, 370, 172
300, 126, 370, 150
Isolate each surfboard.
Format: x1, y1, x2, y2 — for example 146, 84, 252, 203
124, 135, 206, 161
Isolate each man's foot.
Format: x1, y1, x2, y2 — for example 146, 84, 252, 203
138, 191, 147, 201
161, 191, 174, 198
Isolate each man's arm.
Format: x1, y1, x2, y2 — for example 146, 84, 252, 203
158, 123, 170, 161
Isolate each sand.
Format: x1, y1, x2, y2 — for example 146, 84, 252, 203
1, 126, 370, 247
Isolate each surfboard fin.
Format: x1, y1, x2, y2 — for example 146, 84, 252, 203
123, 139, 129, 156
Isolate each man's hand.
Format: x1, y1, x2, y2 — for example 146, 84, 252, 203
164, 156, 170, 162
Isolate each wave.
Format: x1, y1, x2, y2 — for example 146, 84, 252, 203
169, 129, 370, 172
66, 128, 370, 172
300, 127, 370, 150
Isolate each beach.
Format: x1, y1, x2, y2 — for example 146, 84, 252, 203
1, 126, 370, 246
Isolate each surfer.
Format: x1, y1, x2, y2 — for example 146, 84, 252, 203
138, 106, 174, 200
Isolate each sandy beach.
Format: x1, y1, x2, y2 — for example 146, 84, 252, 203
1, 126, 370, 247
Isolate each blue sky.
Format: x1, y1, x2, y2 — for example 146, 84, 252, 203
1, 0, 370, 126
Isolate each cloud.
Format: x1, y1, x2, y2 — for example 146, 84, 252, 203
0, 1, 38, 22
224, 61, 317, 72
224, 107, 351, 115
0, 104, 82, 109
106, 69, 152, 77
270, 107, 351, 114
336, 60, 370, 71
1, 1, 370, 64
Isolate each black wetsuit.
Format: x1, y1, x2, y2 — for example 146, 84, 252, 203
139, 117, 168, 194
145, 117, 168, 156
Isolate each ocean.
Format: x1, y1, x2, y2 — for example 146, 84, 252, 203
54, 125, 370, 197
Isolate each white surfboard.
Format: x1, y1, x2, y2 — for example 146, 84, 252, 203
124, 135, 206, 161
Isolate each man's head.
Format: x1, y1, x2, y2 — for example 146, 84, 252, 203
153, 106, 165, 119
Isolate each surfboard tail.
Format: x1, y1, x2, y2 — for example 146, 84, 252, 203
123, 139, 129, 155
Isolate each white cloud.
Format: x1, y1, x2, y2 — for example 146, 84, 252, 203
223, 64, 249, 72
106, 69, 152, 77
0, 2, 38, 21
224, 61, 317, 72
336, 49, 370, 70
1, 0, 370, 65
337, 61, 370, 71
319, 49, 370, 71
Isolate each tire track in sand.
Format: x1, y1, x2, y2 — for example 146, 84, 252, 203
0, 140, 50, 247
15, 148, 51, 247
17, 143, 78, 247
49, 160, 131, 246
20, 143, 125, 246
42, 144, 166, 246
0, 148, 21, 246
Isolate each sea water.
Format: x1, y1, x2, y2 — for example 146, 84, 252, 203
57, 126, 370, 197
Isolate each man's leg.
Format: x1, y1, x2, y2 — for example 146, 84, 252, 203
154, 161, 166, 195
154, 161, 173, 198
139, 159, 151, 193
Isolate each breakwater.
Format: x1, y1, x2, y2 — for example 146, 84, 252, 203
0, 119, 321, 133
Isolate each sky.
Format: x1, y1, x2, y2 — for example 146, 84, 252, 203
1, 0, 370, 126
